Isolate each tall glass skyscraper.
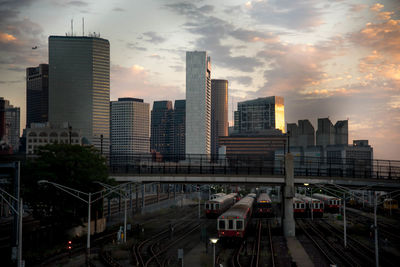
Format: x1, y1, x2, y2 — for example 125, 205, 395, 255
26, 64, 48, 127
235, 96, 285, 134
186, 51, 211, 156
211, 79, 228, 157
173, 100, 186, 160
151, 101, 173, 158
48, 36, 110, 154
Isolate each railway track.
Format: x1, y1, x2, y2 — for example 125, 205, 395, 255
132, 209, 200, 267
297, 219, 361, 266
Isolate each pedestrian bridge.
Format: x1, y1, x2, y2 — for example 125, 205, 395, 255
109, 154, 400, 190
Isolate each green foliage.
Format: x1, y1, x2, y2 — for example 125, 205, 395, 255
22, 144, 115, 227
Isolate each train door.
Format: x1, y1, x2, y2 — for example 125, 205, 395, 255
228, 219, 234, 230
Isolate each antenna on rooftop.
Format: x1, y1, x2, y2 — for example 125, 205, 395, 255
82, 17, 84, 36
71, 19, 73, 36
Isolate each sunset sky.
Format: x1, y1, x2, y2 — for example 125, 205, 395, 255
0, 0, 399, 160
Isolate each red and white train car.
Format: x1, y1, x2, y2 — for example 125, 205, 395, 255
293, 197, 306, 217
205, 193, 237, 218
254, 193, 273, 217
296, 194, 324, 218
217, 195, 255, 239
312, 193, 341, 213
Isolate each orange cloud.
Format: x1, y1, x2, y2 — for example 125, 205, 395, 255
370, 3, 384, 12
300, 88, 359, 98
377, 11, 394, 20
0, 32, 17, 43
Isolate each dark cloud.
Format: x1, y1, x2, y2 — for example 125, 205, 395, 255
246, 0, 324, 30
67, 1, 88, 7
149, 54, 163, 60
227, 76, 253, 86
113, 7, 125, 12
142, 31, 166, 44
167, 2, 264, 72
126, 42, 147, 51
0, 79, 23, 84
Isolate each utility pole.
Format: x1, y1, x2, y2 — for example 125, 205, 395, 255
374, 192, 379, 267
343, 192, 347, 248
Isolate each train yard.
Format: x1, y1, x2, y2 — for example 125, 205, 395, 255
13, 189, 398, 267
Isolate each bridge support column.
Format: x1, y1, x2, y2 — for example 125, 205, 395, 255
283, 153, 295, 237
157, 184, 160, 203
141, 184, 145, 214
135, 184, 139, 213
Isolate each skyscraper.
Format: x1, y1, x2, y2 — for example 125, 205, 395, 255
211, 79, 228, 157
26, 64, 49, 127
235, 96, 285, 134
316, 118, 334, 147
0, 97, 20, 152
287, 119, 315, 148
48, 35, 110, 154
186, 51, 211, 156
151, 101, 173, 158
173, 100, 186, 160
316, 118, 348, 147
110, 98, 150, 164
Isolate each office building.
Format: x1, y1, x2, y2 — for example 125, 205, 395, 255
48, 35, 110, 154
0, 97, 20, 152
211, 79, 228, 157
26, 64, 49, 127
316, 118, 348, 147
26, 122, 82, 155
151, 101, 173, 158
219, 131, 286, 161
287, 119, 315, 148
185, 51, 211, 156
173, 100, 186, 160
334, 120, 348, 145
110, 98, 150, 163
235, 96, 285, 134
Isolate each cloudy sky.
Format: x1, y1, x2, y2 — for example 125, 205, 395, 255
0, 0, 399, 160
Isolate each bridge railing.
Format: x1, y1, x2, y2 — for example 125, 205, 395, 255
108, 154, 400, 180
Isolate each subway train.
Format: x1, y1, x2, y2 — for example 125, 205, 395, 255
296, 194, 324, 218
312, 193, 341, 213
205, 193, 237, 218
254, 193, 273, 217
217, 194, 255, 239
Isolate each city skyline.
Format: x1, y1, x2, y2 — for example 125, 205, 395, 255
0, 0, 399, 160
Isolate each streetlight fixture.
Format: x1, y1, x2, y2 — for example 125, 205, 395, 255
37, 180, 123, 262
210, 238, 219, 267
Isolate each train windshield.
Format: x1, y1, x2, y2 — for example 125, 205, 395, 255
215, 204, 220, 210
236, 220, 243, 230
219, 220, 225, 229
228, 220, 233, 229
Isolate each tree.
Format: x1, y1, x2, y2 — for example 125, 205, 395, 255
22, 144, 115, 228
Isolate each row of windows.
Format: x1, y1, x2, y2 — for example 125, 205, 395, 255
27, 138, 80, 144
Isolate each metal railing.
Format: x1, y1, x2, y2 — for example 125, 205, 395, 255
108, 153, 400, 180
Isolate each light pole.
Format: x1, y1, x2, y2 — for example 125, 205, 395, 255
37, 180, 121, 262
210, 238, 219, 267
0, 188, 23, 267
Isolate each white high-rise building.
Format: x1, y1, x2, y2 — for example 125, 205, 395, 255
110, 98, 150, 164
185, 51, 212, 156
49, 36, 110, 154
